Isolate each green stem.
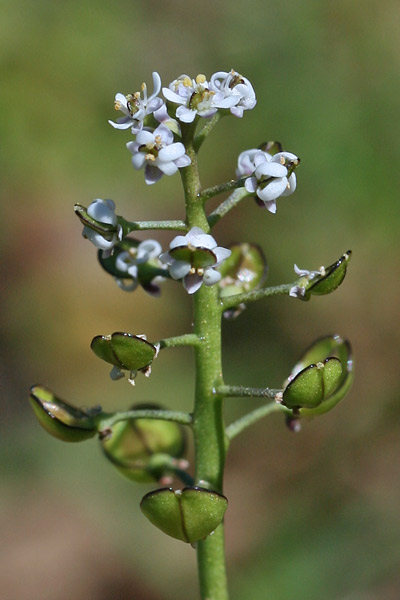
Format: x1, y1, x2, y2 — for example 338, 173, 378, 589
207, 188, 250, 228
193, 113, 222, 152
226, 402, 288, 441
119, 217, 188, 234
158, 334, 201, 349
95, 409, 192, 431
220, 282, 295, 310
200, 177, 247, 203
181, 123, 229, 600
216, 384, 281, 399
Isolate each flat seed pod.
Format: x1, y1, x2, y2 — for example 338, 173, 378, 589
283, 335, 354, 417
309, 251, 352, 296
91, 332, 156, 371
282, 358, 342, 409
101, 405, 186, 483
29, 385, 96, 442
140, 487, 228, 543
218, 243, 267, 298
169, 246, 217, 269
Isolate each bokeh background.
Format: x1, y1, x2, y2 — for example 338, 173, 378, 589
2, 1, 400, 598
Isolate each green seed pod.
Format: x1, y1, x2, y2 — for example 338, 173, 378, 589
91, 332, 157, 381
101, 405, 186, 483
29, 385, 97, 442
282, 335, 354, 416
218, 243, 267, 298
140, 487, 228, 543
282, 358, 342, 409
169, 245, 217, 269
308, 251, 352, 296
293, 251, 352, 301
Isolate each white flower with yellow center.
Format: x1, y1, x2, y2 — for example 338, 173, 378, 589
109, 72, 164, 133
126, 124, 191, 184
160, 227, 231, 294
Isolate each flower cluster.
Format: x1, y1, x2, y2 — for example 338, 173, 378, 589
237, 149, 300, 213
110, 70, 257, 184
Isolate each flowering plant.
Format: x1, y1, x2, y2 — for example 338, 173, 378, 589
31, 69, 353, 600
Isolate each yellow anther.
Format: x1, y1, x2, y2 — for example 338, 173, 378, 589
114, 101, 122, 111
141, 82, 146, 92
189, 267, 196, 275
279, 156, 286, 165
196, 74, 206, 84
182, 76, 192, 87
134, 91, 141, 100
154, 135, 162, 146
197, 268, 205, 276
145, 153, 156, 161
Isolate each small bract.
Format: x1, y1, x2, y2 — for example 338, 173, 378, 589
29, 385, 97, 442
140, 487, 228, 543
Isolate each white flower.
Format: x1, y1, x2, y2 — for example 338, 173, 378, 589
163, 74, 236, 124
159, 227, 231, 294
82, 199, 122, 256
126, 124, 191, 185
109, 72, 164, 133
210, 70, 256, 117
244, 151, 299, 213
114, 239, 163, 293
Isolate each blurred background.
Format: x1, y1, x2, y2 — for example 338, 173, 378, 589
2, 0, 400, 598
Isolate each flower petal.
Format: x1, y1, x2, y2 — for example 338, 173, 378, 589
169, 260, 191, 280
257, 178, 287, 202
183, 274, 204, 294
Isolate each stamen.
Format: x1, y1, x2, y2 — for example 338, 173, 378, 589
196, 74, 206, 84
182, 76, 192, 87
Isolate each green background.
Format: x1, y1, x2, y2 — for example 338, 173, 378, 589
2, 1, 400, 598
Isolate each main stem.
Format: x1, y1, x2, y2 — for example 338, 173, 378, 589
180, 127, 229, 600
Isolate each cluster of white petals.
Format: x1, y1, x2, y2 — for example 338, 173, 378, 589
160, 227, 231, 294
163, 70, 256, 123
126, 124, 191, 185
238, 150, 299, 213
115, 240, 163, 292
82, 199, 122, 256
109, 70, 257, 184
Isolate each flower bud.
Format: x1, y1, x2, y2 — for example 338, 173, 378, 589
140, 487, 228, 543
281, 335, 353, 416
29, 385, 97, 442
100, 404, 186, 483
91, 332, 157, 383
